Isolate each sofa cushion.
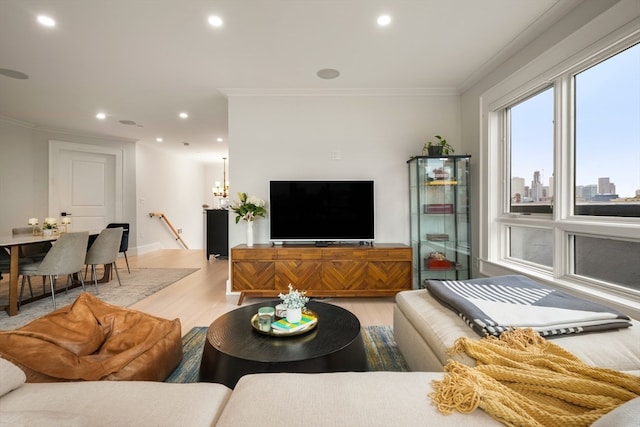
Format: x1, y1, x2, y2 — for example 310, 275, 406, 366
0, 410, 89, 427
591, 397, 640, 427
0, 357, 25, 397
216, 372, 503, 427
395, 288, 640, 371
0, 381, 232, 427
0, 292, 183, 382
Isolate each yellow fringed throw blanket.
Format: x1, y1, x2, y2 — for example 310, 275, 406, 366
430, 328, 640, 427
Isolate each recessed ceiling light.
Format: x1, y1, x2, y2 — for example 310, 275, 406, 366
208, 15, 223, 27
0, 68, 29, 79
156, 137, 163, 143
317, 68, 340, 80
217, 137, 223, 142
37, 15, 56, 27
179, 112, 189, 119
377, 15, 391, 26
96, 112, 106, 120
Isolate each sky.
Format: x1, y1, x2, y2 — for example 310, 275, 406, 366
511, 42, 639, 199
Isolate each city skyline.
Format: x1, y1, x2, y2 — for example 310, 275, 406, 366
512, 170, 639, 202
511, 42, 639, 202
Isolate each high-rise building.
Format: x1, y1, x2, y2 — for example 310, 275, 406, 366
531, 171, 543, 202
598, 177, 615, 194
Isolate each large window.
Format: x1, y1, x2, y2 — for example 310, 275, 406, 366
574, 43, 640, 217
489, 38, 640, 295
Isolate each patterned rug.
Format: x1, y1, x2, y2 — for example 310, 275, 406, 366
0, 268, 198, 330
165, 325, 409, 383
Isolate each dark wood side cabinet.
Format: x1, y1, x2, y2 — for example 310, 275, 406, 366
206, 209, 228, 260
231, 243, 412, 304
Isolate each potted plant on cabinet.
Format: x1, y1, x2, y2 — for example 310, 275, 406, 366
423, 135, 455, 156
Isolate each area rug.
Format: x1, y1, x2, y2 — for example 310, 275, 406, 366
0, 268, 198, 330
165, 325, 409, 383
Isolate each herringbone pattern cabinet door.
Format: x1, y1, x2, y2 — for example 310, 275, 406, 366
232, 262, 274, 291
367, 261, 411, 290
275, 260, 322, 290
323, 261, 367, 291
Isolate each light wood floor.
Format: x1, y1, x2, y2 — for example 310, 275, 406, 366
126, 249, 396, 335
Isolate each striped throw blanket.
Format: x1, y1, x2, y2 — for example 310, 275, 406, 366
426, 275, 632, 337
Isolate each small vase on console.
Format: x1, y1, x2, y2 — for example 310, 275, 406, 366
246, 220, 254, 247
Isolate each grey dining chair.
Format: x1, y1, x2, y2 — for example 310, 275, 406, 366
85, 227, 123, 293
18, 231, 89, 310
11, 227, 53, 296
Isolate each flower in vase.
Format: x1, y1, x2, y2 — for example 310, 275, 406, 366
43, 217, 58, 230
278, 284, 310, 310
230, 192, 267, 223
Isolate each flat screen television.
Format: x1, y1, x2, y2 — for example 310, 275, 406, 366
269, 180, 374, 244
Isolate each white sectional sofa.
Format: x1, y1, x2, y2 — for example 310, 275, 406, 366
2, 356, 638, 427
3, 273, 639, 427
0, 356, 504, 427
393, 280, 640, 373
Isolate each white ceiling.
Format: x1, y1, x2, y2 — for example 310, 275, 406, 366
0, 0, 580, 164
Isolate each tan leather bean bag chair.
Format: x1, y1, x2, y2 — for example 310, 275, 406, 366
0, 292, 182, 382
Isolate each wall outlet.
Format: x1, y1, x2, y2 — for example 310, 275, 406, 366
177, 228, 182, 234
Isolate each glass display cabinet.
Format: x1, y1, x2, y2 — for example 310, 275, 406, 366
408, 155, 471, 288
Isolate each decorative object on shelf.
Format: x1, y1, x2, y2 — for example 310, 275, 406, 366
231, 192, 267, 247
425, 251, 452, 270
218, 197, 230, 210
28, 218, 40, 236
212, 157, 229, 198
278, 284, 310, 324
424, 203, 454, 214
42, 217, 58, 235
423, 135, 455, 156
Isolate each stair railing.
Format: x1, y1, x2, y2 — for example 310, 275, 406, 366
149, 212, 189, 249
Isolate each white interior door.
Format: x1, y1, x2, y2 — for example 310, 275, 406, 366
49, 140, 123, 231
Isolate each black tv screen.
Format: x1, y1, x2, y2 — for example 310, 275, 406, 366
269, 180, 374, 243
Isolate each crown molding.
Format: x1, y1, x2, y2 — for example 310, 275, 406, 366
218, 87, 459, 97
0, 114, 138, 143
0, 114, 35, 128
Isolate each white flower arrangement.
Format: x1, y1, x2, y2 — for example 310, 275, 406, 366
42, 217, 58, 230
278, 284, 310, 310
230, 192, 267, 223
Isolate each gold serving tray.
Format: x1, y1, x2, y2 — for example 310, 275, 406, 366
251, 309, 318, 337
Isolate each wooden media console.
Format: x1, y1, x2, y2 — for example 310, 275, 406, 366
231, 243, 412, 305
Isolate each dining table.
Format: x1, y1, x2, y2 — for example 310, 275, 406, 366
0, 230, 101, 316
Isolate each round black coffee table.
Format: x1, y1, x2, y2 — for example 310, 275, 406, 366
198, 300, 366, 388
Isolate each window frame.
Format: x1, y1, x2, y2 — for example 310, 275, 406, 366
478, 23, 640, 310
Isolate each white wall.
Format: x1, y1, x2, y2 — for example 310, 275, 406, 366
227, 93, 462, 248
135, 143, 208, 253
0, 117, 137, 244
